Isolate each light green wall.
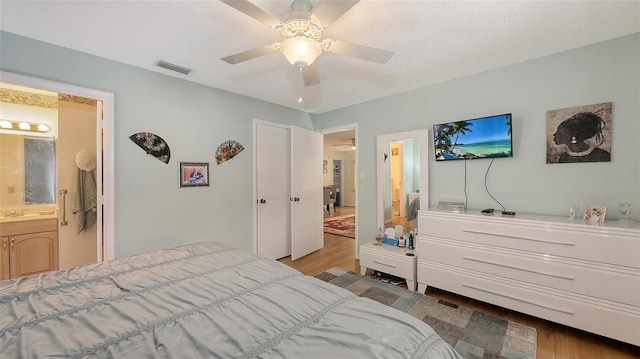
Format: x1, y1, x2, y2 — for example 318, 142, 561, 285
3, 30, 637, 258
1, 31, 313, 258
312, 33, 640, 248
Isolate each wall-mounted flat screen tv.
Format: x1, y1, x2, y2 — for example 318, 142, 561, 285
433, 113, 513, 161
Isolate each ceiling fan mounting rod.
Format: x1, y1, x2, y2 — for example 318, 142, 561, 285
290, 0, 313, 12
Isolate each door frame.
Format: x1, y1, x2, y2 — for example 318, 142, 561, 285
320, 123, 358, 259
1, 71, 115, 261
376, 129, 430, 236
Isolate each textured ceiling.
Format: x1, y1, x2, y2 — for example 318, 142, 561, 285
1, 1, 638, 115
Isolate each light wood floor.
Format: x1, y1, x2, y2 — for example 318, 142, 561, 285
279, 206, 640, 359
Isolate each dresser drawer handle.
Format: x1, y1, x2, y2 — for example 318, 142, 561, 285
463, 229, 575, 246
372, 260, 397, 268
463, 256, 575, 280
463, 283, 574, 314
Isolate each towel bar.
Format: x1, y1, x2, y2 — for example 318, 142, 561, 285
59, 189, 68, 226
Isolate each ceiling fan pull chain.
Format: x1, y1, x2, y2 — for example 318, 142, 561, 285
297, 67, 304, 103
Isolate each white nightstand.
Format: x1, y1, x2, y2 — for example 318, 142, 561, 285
359, 241, 417, 291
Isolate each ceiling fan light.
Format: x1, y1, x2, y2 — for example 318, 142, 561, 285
280, 36, 321, 68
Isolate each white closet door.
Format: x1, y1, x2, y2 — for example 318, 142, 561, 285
290, 126, 323, 260
256, 123, 291, 259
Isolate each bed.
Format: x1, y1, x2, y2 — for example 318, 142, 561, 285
0, 241, 460, 358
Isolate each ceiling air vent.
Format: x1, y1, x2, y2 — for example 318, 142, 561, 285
155, 60, 192, 75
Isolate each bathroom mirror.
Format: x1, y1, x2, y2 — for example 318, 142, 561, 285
0, 133, 56, 206
376, 129, 429, 233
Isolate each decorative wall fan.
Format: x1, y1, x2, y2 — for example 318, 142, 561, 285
129, 132, 171, 164
220, 0, 394, 86
215, 140, 245, 165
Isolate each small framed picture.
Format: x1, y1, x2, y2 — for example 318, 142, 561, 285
584, 205, 606, 225
179, 162, 209, 187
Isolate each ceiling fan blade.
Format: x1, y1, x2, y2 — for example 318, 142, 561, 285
220, 0, 282, 29
310, 0, 360, 28
221, 44, 279, 64
302, 63, 320, 86
323, 39, 393, 64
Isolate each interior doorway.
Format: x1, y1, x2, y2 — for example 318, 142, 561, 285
321, 124, 358, 259
1, 71, 115, 263
389, 142, 404, 218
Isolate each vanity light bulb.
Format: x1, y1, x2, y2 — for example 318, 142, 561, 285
18, 122, 30, 130
297, 97, 303, 103
0, 120, 11, 129
37, 124, 50, 132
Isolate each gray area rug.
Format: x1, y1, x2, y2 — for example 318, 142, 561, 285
315, 267, 537, 359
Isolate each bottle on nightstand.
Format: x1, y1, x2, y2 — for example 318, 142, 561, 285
407, 230, 415, 250
376, 227, 383, 242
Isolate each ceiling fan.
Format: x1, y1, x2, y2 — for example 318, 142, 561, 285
333, 138, 356, 149
219, 0, 394, 87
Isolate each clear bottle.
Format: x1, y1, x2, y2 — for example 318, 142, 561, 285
376, 227, 383, 242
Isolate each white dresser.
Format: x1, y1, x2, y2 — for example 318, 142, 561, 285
416, 208, 640, 346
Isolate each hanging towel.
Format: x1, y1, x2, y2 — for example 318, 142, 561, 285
73, 167, 98, 234
73, 168, 97, 234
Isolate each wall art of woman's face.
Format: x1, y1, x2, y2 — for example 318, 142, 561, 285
545, 102, 612, 164
553, 124, 572, 145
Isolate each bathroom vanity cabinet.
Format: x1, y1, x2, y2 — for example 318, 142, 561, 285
0, 218, 58, 280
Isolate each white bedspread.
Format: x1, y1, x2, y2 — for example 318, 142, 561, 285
0, 242, 460, 358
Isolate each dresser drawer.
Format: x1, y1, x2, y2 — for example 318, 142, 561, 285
419, 237, 640, 307
360, 247, 416, 281
417, 260, 640, 347
420, 213, 640, 268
